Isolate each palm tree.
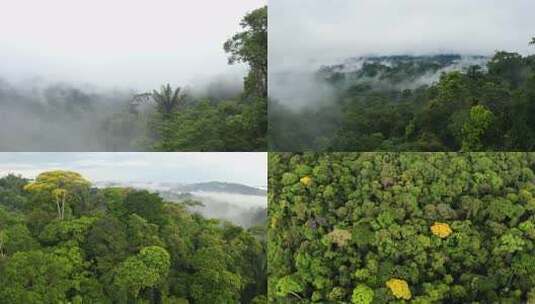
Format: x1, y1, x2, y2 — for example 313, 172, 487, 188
152, 84, 184, 117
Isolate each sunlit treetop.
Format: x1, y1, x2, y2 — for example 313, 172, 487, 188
386, 278, 411, 300
300, 176, 312, 186
24, 170, 91, 193
352, 284, 374, 304
431, 222, 453, 238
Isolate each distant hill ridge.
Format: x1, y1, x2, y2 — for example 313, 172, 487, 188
318, 54, 490, 88
95, 180, 266, 196
172, 181, 266, 196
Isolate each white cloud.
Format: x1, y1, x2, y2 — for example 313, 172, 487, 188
0, 0, 266, 90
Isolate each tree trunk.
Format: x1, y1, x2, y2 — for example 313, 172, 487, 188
55, 197, 62, 220
61, 194, 66, 220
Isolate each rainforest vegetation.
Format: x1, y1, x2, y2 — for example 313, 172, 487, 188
268, 152, 535, 303
145, 5, 267, 152
0, 171, 266, 303
269, 39, 535, 152
0, 6, 266, 152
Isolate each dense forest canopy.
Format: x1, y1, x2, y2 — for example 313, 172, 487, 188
269, 152, 535, 303
0, 6, 267, 152
0, 171, 266, 303
269, 39, 535, 152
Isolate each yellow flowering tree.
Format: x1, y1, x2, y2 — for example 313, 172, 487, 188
386, 278, 411, 300
431, 222, 453, 238
24, 171, 91, 220
300, 176, 312, 186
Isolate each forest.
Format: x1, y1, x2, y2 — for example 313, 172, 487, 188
269, 152, 535, 303
0, 6, 266, 152
0, 171, 266, 303
269, 38, 535, 152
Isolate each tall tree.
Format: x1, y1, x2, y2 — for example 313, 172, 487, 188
24, 171, 90, 220
224, 6, 267, 98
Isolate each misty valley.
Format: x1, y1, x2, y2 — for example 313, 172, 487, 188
0, 6, 267, 152
0, 171, 267, 303
270, 41, 535, 152
95, 181, 268, 228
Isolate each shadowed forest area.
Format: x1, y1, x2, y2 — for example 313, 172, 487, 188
269, 39, 535, 152
0, 171, 267, 303
0, 6, 266, 152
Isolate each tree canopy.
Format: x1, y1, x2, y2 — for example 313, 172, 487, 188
0, 172, 266, 303
269, 153, 535, 303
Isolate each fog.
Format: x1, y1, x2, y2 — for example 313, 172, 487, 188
0, 78, 139, 151
0, 75, 244, 151
0, 1, 265, 151
186, 192, 266, 227
270, 0, 535, 69
0, 0, 265, 90
269, 0, 535, 111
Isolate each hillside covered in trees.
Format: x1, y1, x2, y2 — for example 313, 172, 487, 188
0, 171, 266, 303
270, 39, 535, 151
269, 153, 535, 303
0, 6, 266, 152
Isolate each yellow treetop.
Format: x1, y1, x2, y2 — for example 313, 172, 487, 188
300, 176, 312, 186
431, 222, 453, 238
386, 278, 411, 300
24, 170, 91, 193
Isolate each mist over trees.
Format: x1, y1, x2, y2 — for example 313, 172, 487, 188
0, 6, 267, 152
152, 6, 267, 152
0, 171, 266, 303
269, 40, 535, 152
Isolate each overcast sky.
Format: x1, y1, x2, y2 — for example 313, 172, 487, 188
270, 0, 535, 69
0, 0, 265, 90
0, 153, 267, 187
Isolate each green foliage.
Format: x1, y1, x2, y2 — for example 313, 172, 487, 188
144, 6, 267, 151
124, 190, 165, 225
0, 172, 266, 303
461, 105, 495, 151
224, 6, 267, 98
115, 246, 171, 298
275, 276, 304, 298
269, 153, 535, 303
0, 250, 77, 304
